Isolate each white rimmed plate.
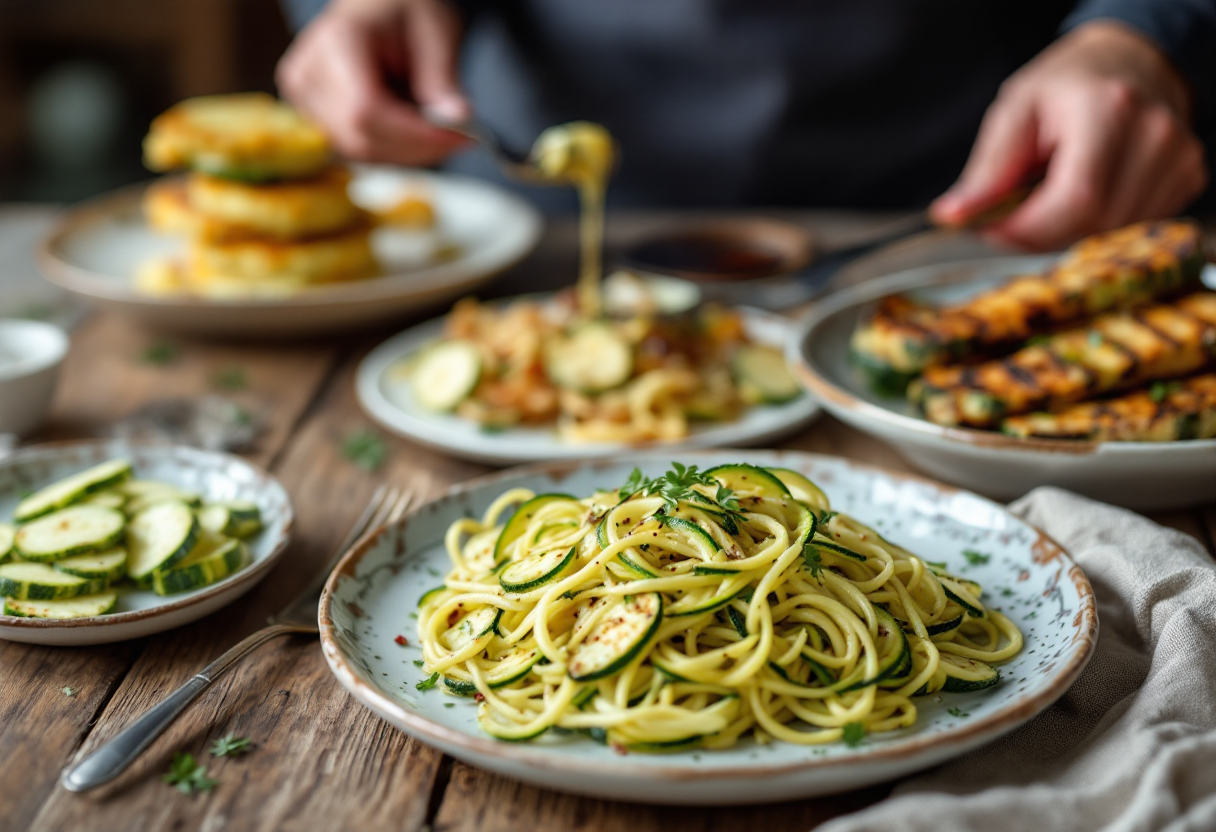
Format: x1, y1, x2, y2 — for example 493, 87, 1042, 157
355, 306, 820, 464
37, 167, 543, 338
0, 440, 292, 646
790, 258, 1216, 510
318, 450, 1097, 805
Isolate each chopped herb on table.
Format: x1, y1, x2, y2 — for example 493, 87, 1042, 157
163, 752, 218, 795
141, 341, 179, 366
841, 722, 866, 747
961, 549, 991, 566
342, 429, 389, 472
211, 367, 248, 391
61, 686, 77, 697
210, 733, 252, 757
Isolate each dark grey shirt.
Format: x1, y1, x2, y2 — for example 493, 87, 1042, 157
285, 0, 1216, 212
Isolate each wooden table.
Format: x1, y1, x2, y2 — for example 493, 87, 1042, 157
4, 211, 1214, 832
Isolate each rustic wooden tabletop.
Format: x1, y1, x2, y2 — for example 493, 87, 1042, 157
2, 210, 1213, 832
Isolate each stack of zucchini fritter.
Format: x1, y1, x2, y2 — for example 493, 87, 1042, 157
850, 220, 1216, 441
139, 93, 376, 296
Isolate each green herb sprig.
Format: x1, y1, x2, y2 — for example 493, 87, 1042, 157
841, 722, 867, 747
209, 733, 252, 757
618, 463, 739, 515
343, 429, 389, 472
961, 549, 991, 566
163, 752, 218, 795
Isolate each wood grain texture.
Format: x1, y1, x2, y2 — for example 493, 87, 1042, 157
433, 762, 891, 832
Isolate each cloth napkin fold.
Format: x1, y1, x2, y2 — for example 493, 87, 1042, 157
822, 486, 1216, 832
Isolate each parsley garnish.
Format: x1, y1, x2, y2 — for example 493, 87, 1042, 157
416, 672, 440, 691
61, 686, 77, 697
617, 462, 738, 514
961, 549, 990, 566
618, 467, 646, 502
947, 707, 969, 718
209, 733, 252, 757
342, 429, 389, 472
413, 659, 426, 667
141, 341, 179, 366
163, 752, 218, 795
817, 510, 838, 526
802, 538, 823, 579
841, 722, 866, 747
211, 367, 248, 391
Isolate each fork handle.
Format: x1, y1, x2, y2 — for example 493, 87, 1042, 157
60, 623, 313, 793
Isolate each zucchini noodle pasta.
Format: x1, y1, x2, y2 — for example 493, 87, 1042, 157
417, 462, 1023, 751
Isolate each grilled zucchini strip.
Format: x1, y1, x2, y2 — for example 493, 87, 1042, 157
910, 292, 1216, 428
850, 219, 1206, 394
1002, 373, 1216, 441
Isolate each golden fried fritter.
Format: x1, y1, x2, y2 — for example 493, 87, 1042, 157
187, 166, 361, 240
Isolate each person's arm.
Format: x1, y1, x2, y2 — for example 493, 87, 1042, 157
931, 5, 1215, 251
276, 0, 471, 166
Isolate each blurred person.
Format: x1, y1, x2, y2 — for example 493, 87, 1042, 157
277, 0, 1216, 250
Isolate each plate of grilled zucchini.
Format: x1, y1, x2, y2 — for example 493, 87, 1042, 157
0, 441, 292, 645
792, 219, 1216, 509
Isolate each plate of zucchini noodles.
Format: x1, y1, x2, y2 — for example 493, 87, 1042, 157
792, 219, 1216, 509
0, 440, 292, 646
319, 451, 1096, 804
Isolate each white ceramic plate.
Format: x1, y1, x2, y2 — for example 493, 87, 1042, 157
0, 440, 292, 646
319, 451, 1097, 805
356, 306, 820, 464
791, 258, 1216, 510
37, 167, 543, 337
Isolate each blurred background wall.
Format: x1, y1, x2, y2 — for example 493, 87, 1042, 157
0, 0, 291, 202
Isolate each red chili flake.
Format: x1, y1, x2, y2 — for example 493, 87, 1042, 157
611, 742, 628, 755
447, 609, 461, 627
394, 635, 409, 646
473, 693, 485, 702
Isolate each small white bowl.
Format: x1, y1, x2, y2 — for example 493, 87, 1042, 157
0, 319, 68, 437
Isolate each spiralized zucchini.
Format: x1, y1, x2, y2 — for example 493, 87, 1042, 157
417, 463, 1023, 751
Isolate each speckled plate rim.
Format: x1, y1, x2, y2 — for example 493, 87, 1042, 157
355, 305, 820, 465
36, 171, 543, 310
0, 439, 294, 631
789, 256, 1216, 457
318, 450, 1098, 783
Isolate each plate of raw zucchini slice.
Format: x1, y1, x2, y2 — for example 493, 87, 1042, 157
0, 440, 292, 645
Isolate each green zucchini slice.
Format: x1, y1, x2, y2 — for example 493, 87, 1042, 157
4, 591, 118, 618
939, 577, 985, 618
444, 646, 543, 695
198, 501, 263, 539
126, 501, 200, 580
493, 493, 576, 564
14, 506, 126, 562
0, 562, 109, 600
836, 605, 910, 692
568, 592, 662, 681
500, 546, 576, 593
939, 652, 1001, 692
545, 323, 633, 393
13, 458, 132, 522
731, 344, 801, 404
411, 339, 482, 411
0, 524, 13, 564
53, 548, 128, 582
152, 535, 246, 595
767, 468, 830, 508
705, 464, 791, 499
80, 491, 126, 510
809, 538, 867, 562
443, 607, 503, 652
657, 514, 721, 553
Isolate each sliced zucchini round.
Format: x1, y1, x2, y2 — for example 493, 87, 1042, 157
53, 548, 128, 582
13, 458, 132, 522
444, 646, 543, 695
940, 652, 1001, 692
666, 583, 747, 617
545, 323, 633, 393
4, 591, 118, 619
80, 491, 126, 510
411, 339, 482, 411
657, 515, 720, 553
417, 585, 449, 609
0, 524, 13, 564
925, 614, 964, 636
616, 552, 659, 578
493, 494, 576, 563
705, 464, 791, 499
198, 501, 262, 539
14, 506, 126, 562
568, 592, 662, 681
809, 538, 867, 563
442, 606, 503, 652
126, 501, 200, 580
152, 537, 246, 596
732, 344, 802, 404
940, 577, 985, 618
500, 546, 576, 593
0, 562, 109, 600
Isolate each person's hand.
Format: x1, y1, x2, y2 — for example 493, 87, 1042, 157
931, 21, 1208, 250
276, 0, 470, 166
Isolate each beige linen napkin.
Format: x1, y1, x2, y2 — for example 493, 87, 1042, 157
823, 486, 1216, 832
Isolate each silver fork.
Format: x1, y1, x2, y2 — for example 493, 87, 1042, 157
61, 484, 415, 793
